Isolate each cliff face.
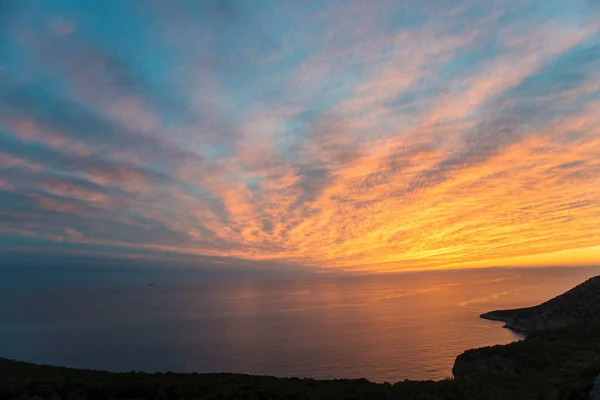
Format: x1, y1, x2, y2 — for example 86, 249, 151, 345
480, 276, 600, 333
451, 350, 514, 379
453, 316, 600, 383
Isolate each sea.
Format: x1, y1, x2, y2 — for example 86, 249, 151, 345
1, 266, 599, 382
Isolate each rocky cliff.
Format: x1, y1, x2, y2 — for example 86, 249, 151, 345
451, 350, 515, 379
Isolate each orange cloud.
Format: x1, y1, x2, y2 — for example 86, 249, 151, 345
3, 0, 600, 272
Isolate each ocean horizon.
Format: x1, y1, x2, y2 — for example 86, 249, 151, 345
2, 265, 599, 382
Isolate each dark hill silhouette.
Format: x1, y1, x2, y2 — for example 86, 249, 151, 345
453, 275, 600, 394
480, 275, 600, 332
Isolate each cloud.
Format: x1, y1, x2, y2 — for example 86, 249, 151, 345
1, 0, 599, 271
47, 17, 75, 35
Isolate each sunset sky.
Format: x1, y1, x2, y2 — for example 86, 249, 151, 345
1, 0, 599, 273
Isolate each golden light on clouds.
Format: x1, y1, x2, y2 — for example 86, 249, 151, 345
1, 0, 599, 272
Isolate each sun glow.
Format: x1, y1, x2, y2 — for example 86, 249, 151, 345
1, 0, 599, 271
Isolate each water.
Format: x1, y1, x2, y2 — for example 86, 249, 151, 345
1, 266, 599, 382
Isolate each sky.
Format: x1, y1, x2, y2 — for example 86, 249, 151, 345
0, 0, 599, 273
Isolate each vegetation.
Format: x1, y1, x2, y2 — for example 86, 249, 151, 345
3, 277, 600, 399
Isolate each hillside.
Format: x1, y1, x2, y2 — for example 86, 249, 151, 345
453, 317, 600, 384
2, 350, 598, 400
480, 276, 600, 332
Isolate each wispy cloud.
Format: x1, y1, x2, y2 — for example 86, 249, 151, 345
1, 0, 599, 271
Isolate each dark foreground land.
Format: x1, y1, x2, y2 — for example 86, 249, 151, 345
2, 277, 600, 400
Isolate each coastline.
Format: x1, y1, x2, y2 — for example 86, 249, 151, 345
3, 317, 599, 399
3, 276, 599, 399
479, 312, 533, 335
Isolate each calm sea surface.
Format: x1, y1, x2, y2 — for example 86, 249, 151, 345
1, 266, 599, 382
